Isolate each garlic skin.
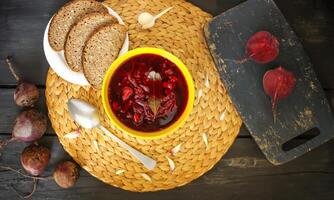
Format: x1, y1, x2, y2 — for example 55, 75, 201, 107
205, 73, 210, 88
64, 130, 80, 139
166, 156, 175, 171
93, 140, 99, 151
197, 89, 203, 100
202, 133, 209, 149
138, 7, 173, 29
170, 143, 182, 156
141, 173, 152, 182
115, 169, 125, 175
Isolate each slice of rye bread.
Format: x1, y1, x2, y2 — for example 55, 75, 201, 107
64, 12, 117, 71
82, 23, 127, 89
48, 0, 108, 51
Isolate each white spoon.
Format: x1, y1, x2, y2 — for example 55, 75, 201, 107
138, 7, 173, 29
67, 99, 157, 170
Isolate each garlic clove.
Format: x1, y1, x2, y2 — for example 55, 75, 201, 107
138, 12, 154, 24
138, 12, 155, 29
142, 21, 155, 29
138, 7, 173, 29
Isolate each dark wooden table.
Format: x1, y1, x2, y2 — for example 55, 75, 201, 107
1, 0, 334, 199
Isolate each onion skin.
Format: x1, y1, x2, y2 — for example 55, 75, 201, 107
20, 143, 51, 176
12, 109, 47, 142
53, 161, 79, 189
246, 31, 279, 64
14, 82, 39, 107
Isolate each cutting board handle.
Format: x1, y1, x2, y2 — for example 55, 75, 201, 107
281, 127, 320, 152
265, 126, 332, 165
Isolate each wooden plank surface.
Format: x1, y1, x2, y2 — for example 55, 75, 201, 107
0, 89, 54, 134
0, 136, 334, 200
0, 0, 334, 199
0, 0, 333, 87
0, 0, 68, 86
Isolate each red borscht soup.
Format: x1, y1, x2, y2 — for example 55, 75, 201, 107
108, 54, 188, 132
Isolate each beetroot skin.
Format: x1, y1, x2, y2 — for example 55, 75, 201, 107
246, 31, 279, 64
13, 109, 47, 142
5, 56, 39, 107
14, 82, 39, 107
263, 66, 296, 120
0, 109, 47, 150
53, 161, 79, 189
21, 143, 51, 176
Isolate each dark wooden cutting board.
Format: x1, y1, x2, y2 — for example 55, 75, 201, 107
204, 0, 334, 165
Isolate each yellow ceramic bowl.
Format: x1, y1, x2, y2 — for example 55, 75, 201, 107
102, 47, 195, 139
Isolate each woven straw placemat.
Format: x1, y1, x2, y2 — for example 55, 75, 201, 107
45, 0, 242, 192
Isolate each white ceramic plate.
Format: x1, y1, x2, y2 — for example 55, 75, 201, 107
43, 4, 129, 86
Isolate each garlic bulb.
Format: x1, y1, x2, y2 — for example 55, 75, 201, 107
138, 7, 173, 29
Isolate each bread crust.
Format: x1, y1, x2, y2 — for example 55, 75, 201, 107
82, 23, 127, 89
48, 0, 108, 51
64, 12, 117, 71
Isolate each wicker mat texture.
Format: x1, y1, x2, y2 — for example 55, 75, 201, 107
45, 0, 242, 192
